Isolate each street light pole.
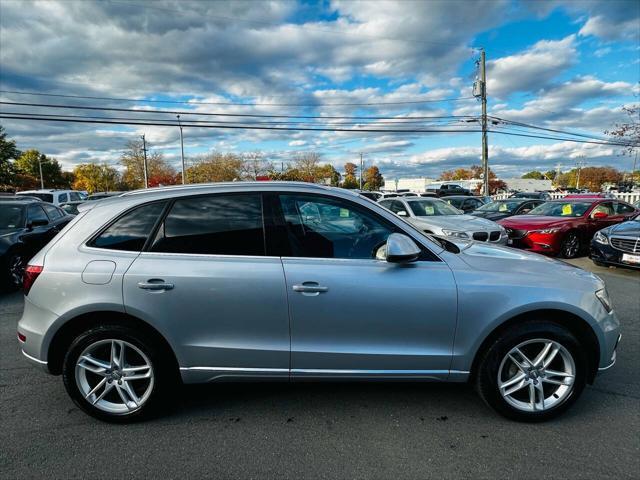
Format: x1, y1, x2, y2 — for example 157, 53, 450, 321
177, 115, 186, 184
141, 134, 148, 189
38, 155, 44, 189
359, 152, 363, 189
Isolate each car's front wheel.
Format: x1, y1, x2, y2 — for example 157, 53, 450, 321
559, 232, 581, 258
62, 325, 175, 422
475, 321, 587, 422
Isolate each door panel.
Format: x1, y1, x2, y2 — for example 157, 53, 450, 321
283, 258, 457, 377
123, 254, 290, 375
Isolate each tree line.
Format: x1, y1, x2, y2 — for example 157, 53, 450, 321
0, 126, 385, 194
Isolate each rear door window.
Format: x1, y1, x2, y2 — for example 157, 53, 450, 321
42, 204, 63, 220
58, 193, 69, 203
90, 202, 167, 251
150, 194, 265, 256
27, 204, 49, 224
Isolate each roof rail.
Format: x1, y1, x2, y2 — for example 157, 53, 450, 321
120, 181, 332, 196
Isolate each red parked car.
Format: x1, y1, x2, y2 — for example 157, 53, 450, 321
498, 198, 638, 258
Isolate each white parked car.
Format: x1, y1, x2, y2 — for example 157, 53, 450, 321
379, 197, 508, 244
16, 189, 85, 206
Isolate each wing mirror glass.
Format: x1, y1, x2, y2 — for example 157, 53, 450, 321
383, 233, 421, 263
27, 219, 48, 229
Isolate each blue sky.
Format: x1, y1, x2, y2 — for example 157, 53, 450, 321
0, 0, 638, 180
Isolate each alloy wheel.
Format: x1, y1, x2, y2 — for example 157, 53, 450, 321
8, 253, 25, 287
497, 338, 576, 412
75, 339, 154, 414
562, 233, 579, 258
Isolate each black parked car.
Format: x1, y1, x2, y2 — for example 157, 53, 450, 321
427, 184, 473, 197
590, 213, 640, 270
443, 195, 486, 213
0, 198, 73, 289
510, 191, 552, 200
472, 199, 546, 221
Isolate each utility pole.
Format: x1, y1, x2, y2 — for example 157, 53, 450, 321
38, 155, 44, 189
479, 49, 489, 196
141, 134, 148, 189
177, 115, 186, 184
575, 158, 585, 190
359, 152, 364, 189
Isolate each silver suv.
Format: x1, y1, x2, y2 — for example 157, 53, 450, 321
18, 182, 620, 422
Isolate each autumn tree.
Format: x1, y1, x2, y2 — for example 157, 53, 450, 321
120, 140, 177, 189
241, 151, 272, 180
605, 104, 639, 156
363, 166, 384, 191
555, 167, 622, 191
72, 163, 121, 194
186, 152, 243, 183
293, 151, 322, 182
315, 164, 341, 186
343, 162, 358, 188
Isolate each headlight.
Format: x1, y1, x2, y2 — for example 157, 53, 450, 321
594, 230, 609, 245
534, 228, 561, 234
595, 288, 612, 313
441, 229, 469, 239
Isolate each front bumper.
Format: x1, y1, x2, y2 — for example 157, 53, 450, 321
590, 241, 640, 270
508, 232, 563, 255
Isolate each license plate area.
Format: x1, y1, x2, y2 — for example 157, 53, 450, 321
621, 253, 640, 264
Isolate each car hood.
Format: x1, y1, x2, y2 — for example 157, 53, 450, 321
606, 220, 640, 237
472, 211, 511, 221
452, 240, 603, 287
498, 215, 574, 229
411, 214, 500, 231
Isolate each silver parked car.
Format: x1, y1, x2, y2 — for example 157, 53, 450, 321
18, 182, 620, 422
379, 197, 508, 244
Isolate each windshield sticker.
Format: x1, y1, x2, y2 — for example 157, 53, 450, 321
562, 204, 573, 215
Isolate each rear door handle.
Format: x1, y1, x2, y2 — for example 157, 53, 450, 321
292, 282, 329, 294
137, 280, 174, 291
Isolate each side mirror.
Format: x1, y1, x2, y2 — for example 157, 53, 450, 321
397, 210, 408, 217
27, 219, 48, 230
384, 233, 421, 263
592, 212, 608, 220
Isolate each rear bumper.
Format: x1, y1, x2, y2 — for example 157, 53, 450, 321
17, 296, 60, 373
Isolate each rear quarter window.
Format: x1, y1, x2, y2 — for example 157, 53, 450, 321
89, 202, 166, 251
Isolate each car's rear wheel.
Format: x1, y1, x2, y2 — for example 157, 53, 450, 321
559, 232, 581, 258
62, 325, 176, 422
5, 251, 25, 290
475, 321, 587, 422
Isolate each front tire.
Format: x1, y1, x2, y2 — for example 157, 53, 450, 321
4, 250, 25, 291
475, 321, 587, 422
62, 325, 176, 423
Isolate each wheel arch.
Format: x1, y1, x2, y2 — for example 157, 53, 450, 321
469, 309, 600, 384
47, 310, 180, 378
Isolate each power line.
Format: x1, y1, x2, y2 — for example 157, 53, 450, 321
490, 116, 616, 143
489, 129, 637, 147
0, 90, 475, 107
0, 100, 474, 120
0, 114, 483, 134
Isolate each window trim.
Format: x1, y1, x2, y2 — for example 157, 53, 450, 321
270, 192, 439, 261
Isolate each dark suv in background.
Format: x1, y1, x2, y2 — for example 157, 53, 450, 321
427, 184, 473, 197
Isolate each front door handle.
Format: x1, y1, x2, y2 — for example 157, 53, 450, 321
292, 282, 329, 294
137, 280, 174, 291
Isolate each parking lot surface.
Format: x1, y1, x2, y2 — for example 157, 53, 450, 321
1, 259, 638, 479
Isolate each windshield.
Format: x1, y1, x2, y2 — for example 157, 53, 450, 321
527, 202, 592, 217
477, 201, 521, 213
407, 199, 462, 216
0, 204, 25, 229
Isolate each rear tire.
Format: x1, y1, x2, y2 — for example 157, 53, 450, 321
3, 250, 25, 291
475, 320, 587, 422
62, 324, 177, 423
559, 232, 581, 259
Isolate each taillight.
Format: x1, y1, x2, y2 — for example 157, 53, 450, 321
17, 332, 26, 342
23, 264, 43, 295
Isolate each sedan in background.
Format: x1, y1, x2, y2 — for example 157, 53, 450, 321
510, 191, 552, 200
0, 198, 72, 289
499, 199, 638, 258
379, 197, 507, 244
472, 199, 545, 222
590, 213, 640, 269
442, 195, 486, 213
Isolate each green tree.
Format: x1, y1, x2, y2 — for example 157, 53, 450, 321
0, 125, 21, 187
14, 149, 67, 188
521, 170, 544, 180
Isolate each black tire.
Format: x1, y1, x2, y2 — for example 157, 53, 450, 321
475, 320, 588, 422
559, 231, 581, 259
62, 324, 178, 423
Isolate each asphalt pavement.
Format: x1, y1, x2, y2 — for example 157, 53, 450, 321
1, 258, 639, 479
